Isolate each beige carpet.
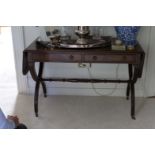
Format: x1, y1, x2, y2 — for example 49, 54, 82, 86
1, 92, 155, 129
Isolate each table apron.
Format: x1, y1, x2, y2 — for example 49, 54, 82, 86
27, 53, 141, 64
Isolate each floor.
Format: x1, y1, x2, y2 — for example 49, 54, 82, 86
1, 91, 155, 129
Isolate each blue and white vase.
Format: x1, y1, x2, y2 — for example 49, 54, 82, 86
115, 26, 140, 50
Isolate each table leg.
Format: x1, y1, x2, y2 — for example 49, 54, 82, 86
41, 81, 47, 97
29, 62, 47, 117
131, 82, 136, 120
34, 81, 40, 117
130, 65, 138, 120
39, 62, 47, 97
126, 64, 132, 100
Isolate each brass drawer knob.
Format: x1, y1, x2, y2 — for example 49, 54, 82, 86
93, 56, 97, 60
69, 55, 74, 60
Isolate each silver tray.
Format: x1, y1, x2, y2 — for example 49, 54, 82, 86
59, 39, 110, 49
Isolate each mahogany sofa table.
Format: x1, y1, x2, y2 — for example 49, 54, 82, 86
23, 40, 145, 119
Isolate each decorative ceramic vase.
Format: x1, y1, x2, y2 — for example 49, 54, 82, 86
114, 26, 140, 50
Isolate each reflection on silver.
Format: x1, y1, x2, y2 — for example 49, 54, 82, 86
75, 26, 90, 45
59, 39, 108, 48
47, 26, 111, 49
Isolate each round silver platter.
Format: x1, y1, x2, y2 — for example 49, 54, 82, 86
59, 39, 110, 49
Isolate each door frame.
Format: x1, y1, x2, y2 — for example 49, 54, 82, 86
11, 26, 29, 94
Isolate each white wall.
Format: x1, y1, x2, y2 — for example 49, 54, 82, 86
145, 27, 155, 97
23, 26, 49, 46
23, 26, 152, 97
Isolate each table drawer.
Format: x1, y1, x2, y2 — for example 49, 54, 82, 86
84, 54, 138, 64
28, 53, 82, 62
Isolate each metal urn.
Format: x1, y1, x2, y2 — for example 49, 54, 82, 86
75, 26, 90, 44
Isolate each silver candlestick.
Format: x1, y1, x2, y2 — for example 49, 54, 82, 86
75, 26, 90, 44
